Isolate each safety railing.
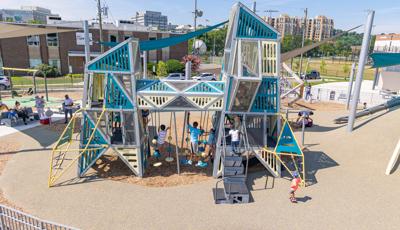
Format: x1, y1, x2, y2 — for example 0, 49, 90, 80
258, 148, 280, 177
0, 204, 78, 230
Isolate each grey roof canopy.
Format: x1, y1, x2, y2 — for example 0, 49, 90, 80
0, 22, 77, 39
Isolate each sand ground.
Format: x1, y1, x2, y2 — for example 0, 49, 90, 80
0, 106, 400, 229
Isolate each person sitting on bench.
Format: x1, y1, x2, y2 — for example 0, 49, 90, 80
13, 101, 29, 125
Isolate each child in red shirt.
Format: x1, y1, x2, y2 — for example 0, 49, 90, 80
290, 171, 302, 203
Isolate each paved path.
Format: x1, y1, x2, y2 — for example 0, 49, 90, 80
0, 114, 64, 138
1, 109, 400, 230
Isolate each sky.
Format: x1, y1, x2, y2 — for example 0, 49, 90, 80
2, 0, 400, 34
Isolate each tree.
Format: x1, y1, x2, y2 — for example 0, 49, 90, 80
156, 61, 168, 77
165, 59, 184, 73
182, 55, 201, 72
320, 60, 327, 74
193, 26, 228, 55
35, 64, 59, 77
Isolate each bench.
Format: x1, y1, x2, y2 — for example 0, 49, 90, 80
0, 107, 35, 127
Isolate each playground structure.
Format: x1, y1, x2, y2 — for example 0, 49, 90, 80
48, 3, 306, 204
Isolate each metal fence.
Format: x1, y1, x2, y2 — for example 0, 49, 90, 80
0, 204, 78, 230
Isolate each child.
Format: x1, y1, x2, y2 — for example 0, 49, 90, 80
187, 113, 202, 156
228, 125, 240, 153
157, 124, 169, 154
290, 171, 302, 203
207, 128, 216, 161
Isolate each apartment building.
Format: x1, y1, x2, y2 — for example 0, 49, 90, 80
264, 14, 334, 41
134, 11, 168, 31
0, 22, 188, 75
0, 6, 58, 23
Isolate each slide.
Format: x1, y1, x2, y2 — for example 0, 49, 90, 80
334, 97, 400, 124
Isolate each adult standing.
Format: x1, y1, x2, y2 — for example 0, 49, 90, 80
63, 94, 74, 124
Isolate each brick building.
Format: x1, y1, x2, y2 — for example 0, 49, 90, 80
0, 23, 188, 75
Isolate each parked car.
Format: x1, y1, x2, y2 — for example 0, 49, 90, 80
193, 72, 217, 81
301, 70, 321, 80
0, 76, 11, 90
166, 73, 185, 80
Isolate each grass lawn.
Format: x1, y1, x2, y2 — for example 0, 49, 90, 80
10, 76, 84, 86
291, 58, 375, 81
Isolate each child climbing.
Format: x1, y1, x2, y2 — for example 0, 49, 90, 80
228, 125, 240, 153
157, 124, 170, 155
290, 171, 302, 203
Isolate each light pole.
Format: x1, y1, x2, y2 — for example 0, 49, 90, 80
192, 0, 203, 55
298, 8, 308, 76
97, 0, 104, 53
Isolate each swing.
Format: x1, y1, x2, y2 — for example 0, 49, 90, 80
151, 111, 162, 167
165, 112, 174, 163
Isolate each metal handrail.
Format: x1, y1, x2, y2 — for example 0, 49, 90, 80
0, 204, 78, 230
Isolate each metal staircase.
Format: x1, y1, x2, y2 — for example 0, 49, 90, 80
113, 147, 140, 176
213, 116, 251, 204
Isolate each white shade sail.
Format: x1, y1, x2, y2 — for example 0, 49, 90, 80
0, 22, 77, 39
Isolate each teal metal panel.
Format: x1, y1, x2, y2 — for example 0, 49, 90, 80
79, 113, 108, 174
236, 8, 277, 39
104, 74, 134, 109
275, 122, 302, 155
88, 43, 131, 72
251, 78, 278, 113
140, 81, 175, 92
186, 82, 220, 93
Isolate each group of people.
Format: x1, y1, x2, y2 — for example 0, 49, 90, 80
0, 100, 31, 125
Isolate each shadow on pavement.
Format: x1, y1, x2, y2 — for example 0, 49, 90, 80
296, 195, 312, 203
305, 150, 339, 186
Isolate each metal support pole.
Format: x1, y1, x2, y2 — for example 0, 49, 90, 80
33, 71, 37, 94
346, 62, 356, 110
185, 61, 192, 80
83, 20, 91, 63
44, 73, 49, 102
298, 8, 308, 76
143, 51, 148, 79
347, 11, 374, 132
173, 112, 180, 174
301, 117, 305, 146
372, 67, 379, 90
386, 138, 400, 175
252, 1, 256, 12
82, 20, 91, 107
97, 0, 104, 53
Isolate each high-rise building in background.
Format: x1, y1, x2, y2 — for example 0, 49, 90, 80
263, 14, 334, 41
134, 11, 168, 31
0, 6, 58, 23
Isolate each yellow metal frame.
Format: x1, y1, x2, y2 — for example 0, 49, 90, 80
2, 67, 38, 72
268, 115, 306, 187
48, 108, 108, 187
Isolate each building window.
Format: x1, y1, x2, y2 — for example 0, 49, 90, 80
109, 34, 117, 43
48, 59, 61, 70
29, 59, 42, 68
47, 33, 58, 47
27, 35, 40, 46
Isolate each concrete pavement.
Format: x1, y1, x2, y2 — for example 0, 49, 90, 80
1, 109, 400, 229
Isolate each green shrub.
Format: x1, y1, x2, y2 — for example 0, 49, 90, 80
165, 59, 184, 73
156, 61, 168, 77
